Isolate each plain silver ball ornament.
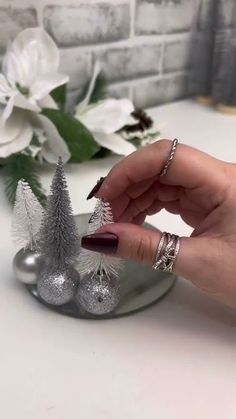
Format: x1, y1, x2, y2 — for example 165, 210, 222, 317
37, 267, 80, 306
13, 248, 46, 285
77, 273, 121, 315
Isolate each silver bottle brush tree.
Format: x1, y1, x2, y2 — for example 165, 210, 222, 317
37, 157, 80, 306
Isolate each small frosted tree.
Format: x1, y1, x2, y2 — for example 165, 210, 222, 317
78, 199, 121, 279
12, 179, 44, 250
38, 157, 79, 270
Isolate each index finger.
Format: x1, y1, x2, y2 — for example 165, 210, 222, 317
97, 139, 226, 202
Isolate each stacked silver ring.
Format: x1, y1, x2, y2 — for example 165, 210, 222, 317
152, 232, 180, 273
152, 138, 180, 273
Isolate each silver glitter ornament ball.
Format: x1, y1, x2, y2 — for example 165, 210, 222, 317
13, 248, 46, 285
77, 273, 120, 315
37, 267, 80, 306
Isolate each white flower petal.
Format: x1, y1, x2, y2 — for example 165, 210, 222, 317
13, 92, 41, 113
30, 73, 68, 101
2, 50, 24, 87
0, 74, 12, 97
76, 61, 101, 114
125, 114, 138, 125
0, 75, 17, 121
3, 27, 60, 88
0, 110, 33, 157
2, 92, 18, 122
0, 91, 40, 123
94, 132, 136, 156
38, 94, 58, 110
78, 99, 134, 135
36, 114, 71, 163
0, 106, 27, 144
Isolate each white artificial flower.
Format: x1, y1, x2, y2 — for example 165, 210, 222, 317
75, 62, 136, 156
0, 105, 71, 162
0, 27, 68, 122
0, 27, 71, 162
76, 99, 136, 156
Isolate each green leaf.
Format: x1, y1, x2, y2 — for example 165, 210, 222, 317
51, 84, 66, 110
127, 137, 142, 147
42, 108, 99, 162
94, 147, 111, 159
1, 154, 47, 206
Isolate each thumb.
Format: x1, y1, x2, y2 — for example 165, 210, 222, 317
81, 222, 224, 295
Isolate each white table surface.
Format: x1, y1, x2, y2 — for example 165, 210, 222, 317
0, 99, 236, 419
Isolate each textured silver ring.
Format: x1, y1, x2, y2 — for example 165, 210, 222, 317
152, 232, 180, 273
159, 138, 179, 177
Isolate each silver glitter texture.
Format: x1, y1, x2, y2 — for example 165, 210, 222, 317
77, 273, 120, 315
13, 248, 46, 285
37, 267, 80, 306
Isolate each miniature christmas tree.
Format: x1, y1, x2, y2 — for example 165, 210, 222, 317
12, 179, 44, 250
78, 199, 121, 279
37, 158, 80, 306
77, 199, 122, 315
38, 157, 79, 270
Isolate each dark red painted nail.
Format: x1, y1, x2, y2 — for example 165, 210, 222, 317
87, 177, 105, 200
81, 233, 118, 254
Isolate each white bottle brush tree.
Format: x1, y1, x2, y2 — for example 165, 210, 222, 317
78, 199, 122, 280
12, 179, 44, 250
77, 199, 122, 315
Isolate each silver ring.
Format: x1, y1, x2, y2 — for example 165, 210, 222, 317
160, 138, 178, 177
152, 232, 180, 273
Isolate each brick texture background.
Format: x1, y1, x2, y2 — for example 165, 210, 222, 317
0, 0, 226, 108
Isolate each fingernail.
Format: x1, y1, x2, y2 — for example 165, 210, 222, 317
81, 233, 118, 254
87, 177, 105, 200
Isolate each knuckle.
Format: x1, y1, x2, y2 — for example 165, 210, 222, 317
135, 233, 153, 264
152, 139, 174, 167
153, 139, 172, 152
130, 202, 142, 218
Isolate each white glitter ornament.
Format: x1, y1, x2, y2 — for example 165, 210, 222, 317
77, 271, 120, 315
13, 248, 46, 285
37, 267, 80, 306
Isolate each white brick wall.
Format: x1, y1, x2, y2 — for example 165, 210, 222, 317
0, 6, 37, 52
0, 0, 207, 108
44, 3, 130, 47
135, 0, 197, 35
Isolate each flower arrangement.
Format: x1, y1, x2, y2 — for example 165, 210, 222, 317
0, 27, 159, 205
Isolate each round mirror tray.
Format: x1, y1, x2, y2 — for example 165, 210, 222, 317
26, 213, 177, 320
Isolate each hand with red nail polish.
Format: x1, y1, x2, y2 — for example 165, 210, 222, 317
82, 233, 118, 254
83, 139, 236, 308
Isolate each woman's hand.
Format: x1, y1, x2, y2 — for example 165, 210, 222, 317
83, 139, 236, 307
